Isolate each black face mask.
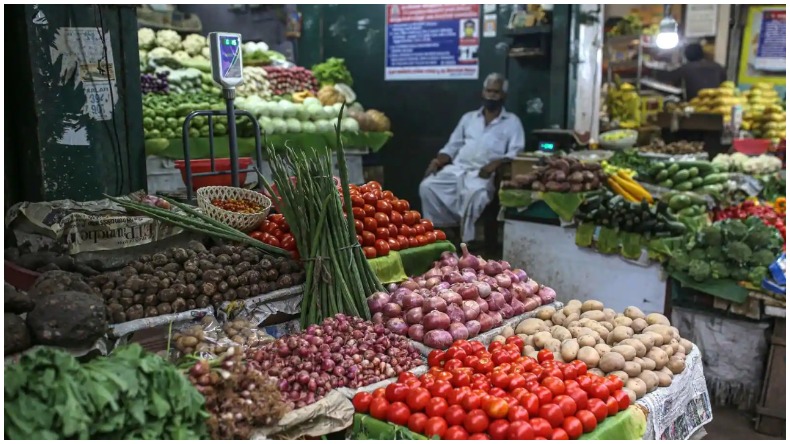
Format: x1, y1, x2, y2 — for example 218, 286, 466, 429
483, 98, 504, 112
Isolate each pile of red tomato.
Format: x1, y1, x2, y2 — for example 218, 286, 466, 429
250, 181, 448, 260
352, 338, 631, 440
248, 213, 298, 257
347, 181, 446, 259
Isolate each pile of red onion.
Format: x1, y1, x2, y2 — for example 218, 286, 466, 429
246, 314, 423, 409
368, 243, 556, 349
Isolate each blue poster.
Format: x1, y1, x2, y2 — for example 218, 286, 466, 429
385, 4, 480, 81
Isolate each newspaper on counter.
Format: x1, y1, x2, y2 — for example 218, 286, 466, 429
249, 390, 354, 440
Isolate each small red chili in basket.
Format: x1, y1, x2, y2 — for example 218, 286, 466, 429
211, 198, 264, 214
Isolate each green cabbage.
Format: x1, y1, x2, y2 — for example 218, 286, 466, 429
286, 118, 302, 133
271, 117, 287, 134
340, 117, 359, 133
301, 121, 317, 133
279, 100, 296, 118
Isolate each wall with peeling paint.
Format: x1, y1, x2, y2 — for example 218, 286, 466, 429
297, 5, 571, 210
5, 5, 145, 205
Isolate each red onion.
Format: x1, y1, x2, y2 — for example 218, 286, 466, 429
433, 282, 451, 292
487, 292, 505, 311
400, 280, 420, 291
424, 263, 443, 278
476, 282, 492, 298
422, 296, 447, 313
483, 260, 503, 276
458, 283, 480, 301
401, 292, 424, 310
404, 307, 424, 324
371, 312, 385, 324
438, 290, 462, 306
465, 320, 481, 337
382, 303, 402, 318
423, 310, 451, 331
440, 266, 457, 275
425, 277, 442, 289
457, 243, 480, 270
500, 288, 512, 304
387, 283, 399, 292
503, 269, 519, 284
390, 287, 411, 305
415, 278, 427, 288
439, 251, 459, 267
461, 270, 477, 282
500, 303, 514, 319
523, 279, 540, 295
511, 297, 526, 315
489, 311, 503, 326
538, 286, 557, 304
448, 322, 469, 341
475, 297, 489, 313
494, 274, 512, 289
444, 271, 465, 284
423, 330, 453, 349
514, 268, 528, 282
478, 313, 494, 332
446, 304, 466, 323
408, 324, 425, 341
524, 297, 540, 312
461, 300, 481, 320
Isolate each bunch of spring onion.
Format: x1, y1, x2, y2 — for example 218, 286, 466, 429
260, 105, 384, 327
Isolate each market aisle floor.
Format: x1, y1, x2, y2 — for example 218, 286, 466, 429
703, 406, 779, 440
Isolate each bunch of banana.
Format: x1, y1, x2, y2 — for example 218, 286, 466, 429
601, 160, 636, 178
606, 80, 641, 129
688, 81, 746, 123
607, 170, 653, 203
741, 83, 785, 139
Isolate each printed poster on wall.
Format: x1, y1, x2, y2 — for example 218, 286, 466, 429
738, 5, 786, 86
385, 4, 480, 81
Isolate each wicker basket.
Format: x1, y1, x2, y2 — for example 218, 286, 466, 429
197, 186, 271, 233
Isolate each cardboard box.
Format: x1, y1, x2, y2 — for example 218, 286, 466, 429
510, 155, 542, 177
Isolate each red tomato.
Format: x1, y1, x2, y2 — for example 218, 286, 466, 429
443, 359, 463, 372
613, 390, 631, 411
374, 239, 390, 256
575, 410, 598, 433
529, 418, 553, 439
519, 392, 540, 416
420, 219, 435, 231
505, 336, 525, 349
482, 397, 509, 419
376, 200, 393, 214
537, 349, 554, 363
531, 386, 554, 405
460, 392, 482, 412
362, 192, 378, 206
353, 219, 364, 234
446, 388, 466, 406
605, 374, 624, 392
508, 420, 535, 440
490, 371, 510, 389
562, 365, 578, 381
385, 383, 409, 403
407, 413, 428, 434
414, 224, 426, 235
249, 230, 264, 241
542, 376, 565, 396
403, 211, 418, 226
443, 425, 469, 440
396, 235, 409, 250
435, 229, 447, 240
551, 428, 570, 440
415, 234, 428, 246
424, 231, 437, 244
588, 383, 610, 401
475, 358, 494, 374
360, 230, 375, 247
539, 404, 564, 428
387, 237, 400, 252
363, 246, 377, 259
373, 212, 389, 227
382, 190, 395, 200
507, 405, 530, 422
444, 405, 466, 427
375, 227, 389, 240
387, 223, 398, 237
366, 181, 382, 191
567, 388, 589, 411
363, 217, 377, 232
406, 387, 431, 412
427, 350, 446, 367
425, 397, 449, 418
363, 204, 376, 217
554, 395, 577, 417
430, 380, 453, 399
487, 419, 510, 440
452, 371, 471, 388
370, 397, 389, 420
352, 392, 373, 413
372, 388, 386, 398
564, 380, 580, 392
606, 396, 620, 416
350, 194, 365, 208
399, 199, 411, 211
351, 207, 366, 219
387, 401, 411, 426
469, 433, 490, 440
424, 417, 448, 438
586, 398, 608, 423
562, 416, 583, 439
408, 236, 419, 248
389, 210, 404, 226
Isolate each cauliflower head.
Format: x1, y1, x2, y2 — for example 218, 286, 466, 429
688, 259, 711, 282
182, 34, 206, 56
138, 28, 156, 50
172, 50, 190, 62
147, 47, 173, 63
155, 29, 182, 52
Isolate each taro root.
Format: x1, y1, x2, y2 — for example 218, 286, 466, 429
230, 253, 242, 264
276, 274, 294, 289
202, 270, 222, 284
121, 288, 134, 299
237, 286, 251, 300
140, 254, 152, 263
145, 306, 159, 318
237, 274, 249, 286
195, 295, 210, 309
198, 260, 214, 271
246, 270, 261, 284
152, 253, 168, 266
121, 265, 138, 276
5, 313, 32, 355
218, 281, 230, 293
29, 271, 97, 300
250, 284, 261, 296
4, 284, 34, 314
224, 289, 238, 301
241, 249, 258, 263
107, 302, 126, 323
227, 275, 240, 289
183, 260, 199, 273
120, 296, 135, 308
162, 263, 180, 273
26, 291, 107, 347
172, 297, 187, 313
159, 288, 176, 303
223, 265, 236, 277
278, 261, 292, 275
201, 282, 217, 296
259, 258, 273, 270
159, 277, 172, 289
187, 240, 207, 253
211, 294, 225, 305
186, 298, 197, 310
265, 269, 279, 282
186, 284, 198, 297
217, 254, 231, 266
157, 302, 173, 315
172, 283, 188, 298
131, 261, 145, 272
144, 294, 158, 307
236, 261, 251, 274
172, 248, 189, 263
259, 282, 272, 294
126, 304, 145, 320
185, 272, 198, 284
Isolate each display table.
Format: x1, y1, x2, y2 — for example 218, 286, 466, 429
502, 219, 667, 314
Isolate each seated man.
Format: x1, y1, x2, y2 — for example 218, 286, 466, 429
419, 73, 525, 243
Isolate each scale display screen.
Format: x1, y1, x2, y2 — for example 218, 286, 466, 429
219, 36, 241, 78
538, 141, 556, 152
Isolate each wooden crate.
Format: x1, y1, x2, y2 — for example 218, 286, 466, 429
755, 318, 786, 437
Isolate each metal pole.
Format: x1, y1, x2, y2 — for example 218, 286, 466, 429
224, 88, 240, 187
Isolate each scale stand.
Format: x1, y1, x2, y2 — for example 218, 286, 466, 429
180, 32, 263, 201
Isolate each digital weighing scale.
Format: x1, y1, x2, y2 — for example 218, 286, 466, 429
532, 128, 589, 152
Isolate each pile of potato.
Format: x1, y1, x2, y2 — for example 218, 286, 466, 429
172, 316, 274, 357
493, 299, 693, 402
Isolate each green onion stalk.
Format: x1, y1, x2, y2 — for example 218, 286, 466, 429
259, 104, 384, 327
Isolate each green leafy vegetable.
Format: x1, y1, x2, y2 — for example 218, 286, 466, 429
311, 57, 353, 87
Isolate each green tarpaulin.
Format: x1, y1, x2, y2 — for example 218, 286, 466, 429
145, 131, 392, 159
367, 241, 456, 284
499, 189, 587, 221
669, 270, 750, 304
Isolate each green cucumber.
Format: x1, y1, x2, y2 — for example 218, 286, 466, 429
675, 161, 716, 176
686, 167, 700, 178
658, 179, 674, 188
672, 170, 691, 182
648, 162, 667, 177
667, 164, 680, 175
674, 181, 694, 191
655, 169, 670, 181
668, 195, 691, 211
703, 173, 729, 185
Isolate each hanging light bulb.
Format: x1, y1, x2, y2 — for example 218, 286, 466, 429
655, 6, 679, 49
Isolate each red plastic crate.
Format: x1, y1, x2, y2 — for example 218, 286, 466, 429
174, 157, 253, 190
